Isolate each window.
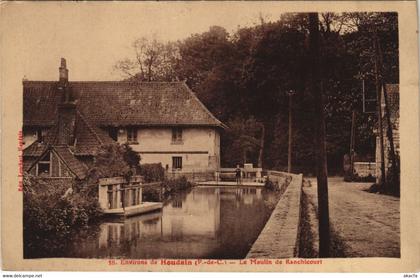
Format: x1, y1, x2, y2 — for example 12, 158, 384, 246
127, 127, 138, 143
108, 128, 118, 141
172, 156, 182, 170
37, 153, 51, 176
172, 199, 182, 208
37, 128, 44, 143
172, 128, 183, 144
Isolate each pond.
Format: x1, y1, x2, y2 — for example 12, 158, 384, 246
26, 186, 279, 259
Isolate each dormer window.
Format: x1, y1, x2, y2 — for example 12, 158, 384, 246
37, 128, 44, 143
108, 128, 118, 141
172, 128, 183, 144
37, 153, 51, 176
127, 127, 138, 143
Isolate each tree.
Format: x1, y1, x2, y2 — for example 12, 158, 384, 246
112, 13, 398, 174
114, 37, 179, 81
224, 117, 265, 167
89, 143, 140, 179
309, 12, 330, 257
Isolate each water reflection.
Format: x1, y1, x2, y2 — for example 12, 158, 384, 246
51, 186, 274, 259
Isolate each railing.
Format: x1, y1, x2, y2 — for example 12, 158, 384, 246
165, 170, 215, 182
216, 167, 263, 182
98, 176, 162, 211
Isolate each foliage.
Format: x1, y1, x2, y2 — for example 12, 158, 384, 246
115, 13, 398, 174
142, 186, 161, 202
91, 143, 141, 180
162, 176, 193, 195
140, 163, 165, 182
114, 36, 179, 81
23, 174, 102, 257
264, 178, 277, 191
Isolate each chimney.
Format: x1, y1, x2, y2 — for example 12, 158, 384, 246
57, 103, 76, 145
59, 58, 68, 83
57, 58, 76, 145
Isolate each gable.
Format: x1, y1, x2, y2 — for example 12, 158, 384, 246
26, 146, 87, 179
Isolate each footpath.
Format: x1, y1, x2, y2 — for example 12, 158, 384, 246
302, 177, 400, 257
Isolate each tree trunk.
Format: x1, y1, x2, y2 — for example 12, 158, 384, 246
309, 12, 330, 258
374, 35, 387, 186
349, 111, 356, 178
375, 33, 398, 192
288, 93, 293, 173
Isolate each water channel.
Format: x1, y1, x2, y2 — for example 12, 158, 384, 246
28, 186, 278, 259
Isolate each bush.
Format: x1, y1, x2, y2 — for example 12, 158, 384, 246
264, 178, 277, 191
23, 175, 102, 250
142, 186, 161, 202
92, 143, 141, 180
162, 176, 192, 195
140, 163, 165, 182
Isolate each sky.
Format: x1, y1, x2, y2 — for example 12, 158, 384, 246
1, 2, 289, 81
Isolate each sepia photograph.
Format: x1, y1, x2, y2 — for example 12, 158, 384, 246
1, 1, 418, 273
21, 9, 400, 260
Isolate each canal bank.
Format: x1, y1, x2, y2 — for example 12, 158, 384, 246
246, 172, 303, 258
25, 185, 280, 259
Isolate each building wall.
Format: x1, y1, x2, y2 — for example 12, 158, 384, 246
375, 122, 400, 183
27, 150, 74, 178
23, 127, 49, 149
117, 127, 220, 172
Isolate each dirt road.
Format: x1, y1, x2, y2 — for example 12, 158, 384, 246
302, 177, 400, 257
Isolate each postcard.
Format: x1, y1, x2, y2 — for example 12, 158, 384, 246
1, 1, 419, 273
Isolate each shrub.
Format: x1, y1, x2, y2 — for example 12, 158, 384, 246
92, 143, 141, 180
162, 176, 192, 195
23, 175, 102, 250
264, 178, 277, 191
140, 163, 165, 182
142, 186, 161, 202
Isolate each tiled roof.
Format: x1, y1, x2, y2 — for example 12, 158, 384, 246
74, 111, 115, 155
23, 125, 59, 157
22, 111, 113, 157
53, 145, 88, 179
23, 81, 224, 128
23, 82, 60, 126
25, 145, 88, 179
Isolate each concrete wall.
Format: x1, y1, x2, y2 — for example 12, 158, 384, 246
117, 127, 220, 172
354, 162, 376, 178
246, 173, 303, 258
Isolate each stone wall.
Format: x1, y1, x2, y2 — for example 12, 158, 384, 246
353, 162, 376, 178
246, 172, 303, 258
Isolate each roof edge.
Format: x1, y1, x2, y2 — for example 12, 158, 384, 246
181, 82, 228, 130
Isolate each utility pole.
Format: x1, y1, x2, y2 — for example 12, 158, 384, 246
308, 12, 330, 257
287, 90, 295, 173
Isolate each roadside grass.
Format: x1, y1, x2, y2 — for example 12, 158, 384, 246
299, 179, 348, 258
